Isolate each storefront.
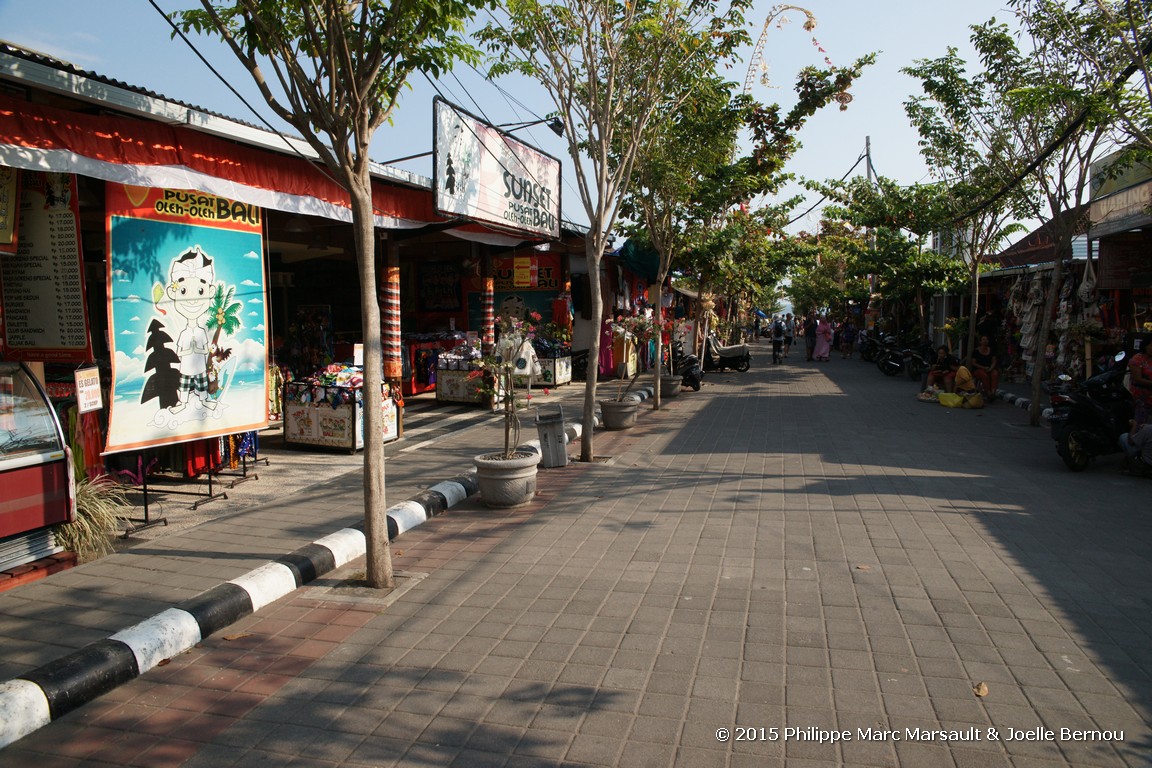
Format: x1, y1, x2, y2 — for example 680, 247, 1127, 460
0, 42, 578, 571
1088, 151, 1152, 368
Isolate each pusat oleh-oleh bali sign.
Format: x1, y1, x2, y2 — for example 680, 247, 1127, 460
104, 184, 268, 455
433, 97, 562, 239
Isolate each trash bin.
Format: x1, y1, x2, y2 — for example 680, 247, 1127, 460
535, 404, 569, 468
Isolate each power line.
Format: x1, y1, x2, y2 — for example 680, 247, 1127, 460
786, 150, 866, 227
146, 0, 343, 191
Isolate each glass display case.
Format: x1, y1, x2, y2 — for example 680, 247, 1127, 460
0, 362, 73, 539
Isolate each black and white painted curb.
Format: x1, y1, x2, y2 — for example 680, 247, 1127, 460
995, 388, 1033, 411
0, 417, 590, 749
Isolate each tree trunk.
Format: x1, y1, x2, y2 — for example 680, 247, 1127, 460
965, 264, 980, 366
349, 174, 393, 589
580, 241, 604, 463
651, 279, 663, 411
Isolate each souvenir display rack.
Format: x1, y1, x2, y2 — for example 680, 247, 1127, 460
435, 343, 488, 404
401, 331, 467, 397
283, 365, 399, 452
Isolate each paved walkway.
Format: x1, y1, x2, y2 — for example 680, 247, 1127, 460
1, 352, 1150, 767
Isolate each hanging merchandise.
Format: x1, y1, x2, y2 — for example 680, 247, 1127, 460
268, 364, 285, 421
1078, 253, 1098, 305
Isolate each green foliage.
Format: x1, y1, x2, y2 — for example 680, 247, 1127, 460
1011, 0, 1152, 152
784, 220, 872, 316
176, 0, 487, 173
207, 284, 242, 338
55, 475, 129, 561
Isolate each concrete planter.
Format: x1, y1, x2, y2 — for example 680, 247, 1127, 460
599, 398, 640, 430
660, 375, 682, 399
473, 451, 540, 508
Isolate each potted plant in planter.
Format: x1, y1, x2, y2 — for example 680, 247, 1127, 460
473, 317, 541, 508
599, 369, 644, 429
599, 314, 658, 429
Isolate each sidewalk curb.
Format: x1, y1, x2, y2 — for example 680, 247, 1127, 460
0, 413, 594, 749
996, 388, 1033, 411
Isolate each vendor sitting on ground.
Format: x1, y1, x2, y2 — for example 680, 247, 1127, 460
1120, 418, 1152, 473
926, 345, 961, 393
968, 335, 1000, 399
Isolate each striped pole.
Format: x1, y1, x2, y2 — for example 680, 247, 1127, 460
382, 240, 402, 380
481, 248, 495, 355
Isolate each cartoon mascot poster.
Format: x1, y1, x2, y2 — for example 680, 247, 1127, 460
105, 184, 268, 455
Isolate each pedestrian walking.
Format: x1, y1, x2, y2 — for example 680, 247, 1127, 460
771, 315, 785, 364
814, 315, 833, 361
803, 313, 817, 361
839, 318, 857, 359
783, 313, 795, 358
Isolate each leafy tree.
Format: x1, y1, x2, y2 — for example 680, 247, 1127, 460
178, 0, 487, 588
618, 74, 746, 408
903, 44, 1032, 364
479, 0, 753, 461
822, 176, 963, 333
784, 220, 871, 321
1013, 0, 1152, 154
906, 15, 1112, 424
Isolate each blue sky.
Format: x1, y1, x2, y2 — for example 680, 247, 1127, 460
0, 0, 1020, 234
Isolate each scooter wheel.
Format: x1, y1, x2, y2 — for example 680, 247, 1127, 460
691, 379, 701, 392
1056, 427, 1092, 471
735, 360, 750, 372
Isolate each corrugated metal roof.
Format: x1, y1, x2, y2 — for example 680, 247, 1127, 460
0, 39, 433, 191
0, 40, 263, 131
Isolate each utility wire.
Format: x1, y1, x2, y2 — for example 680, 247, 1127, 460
786, 151, 866, 227
147, 0, 344, 191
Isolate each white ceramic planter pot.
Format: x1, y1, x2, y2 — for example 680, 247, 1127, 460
599, 399, 640, 430
473, 451, 541, 508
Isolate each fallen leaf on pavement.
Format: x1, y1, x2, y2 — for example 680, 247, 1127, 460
973, 682, 989, 697
223, 633, 252, 641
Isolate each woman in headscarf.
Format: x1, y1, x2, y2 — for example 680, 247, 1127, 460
813, 315, 833, 362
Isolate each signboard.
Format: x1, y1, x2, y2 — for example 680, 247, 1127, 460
0, 171, 92, 361
0, 165, 17, 254
74, 367, 103, 414
1090, 148, 1152, 200
493, 254, 562, 291
433, 97, 561, 239
1089, 179, 1152, 238
104, 184, 269, 455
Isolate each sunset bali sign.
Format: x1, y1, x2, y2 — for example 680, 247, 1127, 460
433, 97, 561, 239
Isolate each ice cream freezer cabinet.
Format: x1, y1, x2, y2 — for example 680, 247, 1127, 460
0, 362, 74, 540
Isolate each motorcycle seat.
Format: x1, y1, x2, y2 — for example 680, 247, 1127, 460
711, 341, 748, 356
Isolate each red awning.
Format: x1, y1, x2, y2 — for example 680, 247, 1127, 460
0, 92, 438, 228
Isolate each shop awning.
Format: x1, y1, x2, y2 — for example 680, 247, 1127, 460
0, 92, 441, 230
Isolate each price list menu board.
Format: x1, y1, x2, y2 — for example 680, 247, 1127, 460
0, 171, 92, 362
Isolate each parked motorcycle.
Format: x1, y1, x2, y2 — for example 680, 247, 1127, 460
1046, 352, 1134, 471
670, 339, 704, 391
858, 331, 886, 363
704, 333, 751, 372
874, 335, 905, 377
902, 338, 936, 382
